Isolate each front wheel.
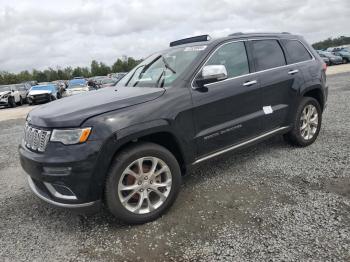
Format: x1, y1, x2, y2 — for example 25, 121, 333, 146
105, 142, 182, 224
284, 97, 322, 147
8, 97, 16, 108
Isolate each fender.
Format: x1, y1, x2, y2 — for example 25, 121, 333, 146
88, 119, 192, 197
299, 80, 325, 110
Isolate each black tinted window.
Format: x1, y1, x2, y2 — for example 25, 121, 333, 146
252, 40, 286, 71
282, 40, 312, 64
205, 41, 249, 78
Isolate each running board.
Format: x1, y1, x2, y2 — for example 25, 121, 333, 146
192, 126, 289, 165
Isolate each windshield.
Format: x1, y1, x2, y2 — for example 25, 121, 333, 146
0, 85, 11, 92
117, 46, 205, 88
68, 79, 86, 88
323, 51, 336, 57
30, 85, 55, 91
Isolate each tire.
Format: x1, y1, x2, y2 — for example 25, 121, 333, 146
17, 96, 23, 106
284, 97, 322, 147
342, 58, 348, 64
105, 142, 182, 224
8, 97, 16, 108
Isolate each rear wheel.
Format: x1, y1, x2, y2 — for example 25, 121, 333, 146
17, 96, 23, 106
342, 58, 348, 64
284, 97, 322, 147
105, 142, 182, 224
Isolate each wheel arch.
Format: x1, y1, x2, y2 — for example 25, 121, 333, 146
301, 85, 325, 111
96, 120, 190, 182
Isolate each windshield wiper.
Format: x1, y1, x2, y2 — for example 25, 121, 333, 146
132, 55, 162, 87
156, 69, 166, 88
161, 55, 176, 74
155, 55, 177, 88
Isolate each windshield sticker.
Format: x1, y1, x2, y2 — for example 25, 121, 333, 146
184, 46, 207, 52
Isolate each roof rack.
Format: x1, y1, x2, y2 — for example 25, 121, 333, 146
228, 32, 243, 36
228, 32, 291, 36
170, 35, 211, 47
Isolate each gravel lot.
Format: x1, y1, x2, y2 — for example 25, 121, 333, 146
0, 73, 349, 261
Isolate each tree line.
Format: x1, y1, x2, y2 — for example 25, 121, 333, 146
1, 35, 349, 85
312, 36, 350, 50
0, 57, 142, 85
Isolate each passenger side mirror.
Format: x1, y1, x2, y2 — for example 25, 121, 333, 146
195, 65, 228, 88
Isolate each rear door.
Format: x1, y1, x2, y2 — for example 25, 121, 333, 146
249, 39, 304, 132
191, 41, 263, 157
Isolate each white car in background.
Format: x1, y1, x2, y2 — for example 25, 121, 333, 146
63, 78, 91, 97
0, 84, 23, 107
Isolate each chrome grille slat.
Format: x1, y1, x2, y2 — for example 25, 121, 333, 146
24, 122, 51, 152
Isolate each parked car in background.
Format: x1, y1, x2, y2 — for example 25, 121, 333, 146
98, 77, 119, 88
63, 78, 90, 97
108, 72, 128, 80
331, 50, 350, 64
51, 80, 66, 98
320, 56, 330, 66
0, 84, 22, 107
27, 84, 60, 105
317, 50, 342, 65
14, 83, 32, 103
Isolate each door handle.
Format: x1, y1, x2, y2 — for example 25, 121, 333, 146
288, 69, 299, 75
243, 80, 257, 87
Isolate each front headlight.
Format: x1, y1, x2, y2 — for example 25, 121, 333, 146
1, 94, 9, 99
50, 127, 91, 145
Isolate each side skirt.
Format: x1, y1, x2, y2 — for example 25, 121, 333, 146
192, 126, 290, 165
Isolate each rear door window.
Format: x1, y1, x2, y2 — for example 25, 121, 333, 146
252, 40, 286, 71
281, 39, 312, 64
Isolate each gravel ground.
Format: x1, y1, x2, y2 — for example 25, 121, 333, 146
0, 73, 349, 261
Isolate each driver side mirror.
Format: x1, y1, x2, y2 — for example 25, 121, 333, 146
195, 65, 228, 88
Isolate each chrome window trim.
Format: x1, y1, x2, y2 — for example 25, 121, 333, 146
190, 38, 315, 89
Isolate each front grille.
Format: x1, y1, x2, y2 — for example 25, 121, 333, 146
24, 122, 51, 152
33, 94, 49, 99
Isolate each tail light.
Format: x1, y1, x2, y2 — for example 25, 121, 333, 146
322, 62, 327, 72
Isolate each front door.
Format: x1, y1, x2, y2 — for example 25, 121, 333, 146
191, 41, 263, 157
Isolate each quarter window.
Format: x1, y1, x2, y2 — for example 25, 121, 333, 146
205, 41, 249, 78
252, 40, 286, 71
281, 39, 312, 64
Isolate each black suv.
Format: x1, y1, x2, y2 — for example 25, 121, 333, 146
19, 33, 328, 224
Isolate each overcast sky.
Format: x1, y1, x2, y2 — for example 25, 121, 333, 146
0, 0, 349, 72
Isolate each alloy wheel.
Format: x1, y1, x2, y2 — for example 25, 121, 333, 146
300, 104, 319, 140
118, 157, 172, 214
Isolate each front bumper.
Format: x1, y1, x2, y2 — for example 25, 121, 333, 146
0, 98, 9, 106
19, 139, 105, 208
27, 176, 99, 208
28, 94, 52, 104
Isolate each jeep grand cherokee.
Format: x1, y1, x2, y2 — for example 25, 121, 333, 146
19, 32, 328, 224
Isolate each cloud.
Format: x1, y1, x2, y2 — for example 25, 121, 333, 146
0, 0, 349, 72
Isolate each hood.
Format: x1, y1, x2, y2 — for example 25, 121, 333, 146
28, 86, 165, 127
29, 90, 52, 96
0, 91, 11, 97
